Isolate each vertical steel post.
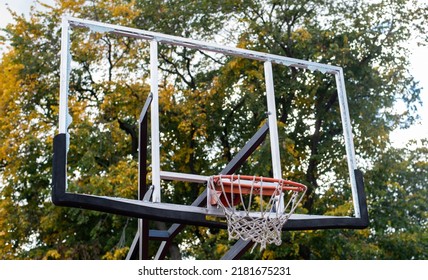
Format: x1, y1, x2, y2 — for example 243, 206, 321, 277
150, 40, 161, 203
264, 61, 281, 179
264, 61, 285, 213
335, 70, 360, 218
59, 17, 70, 135
58, 17, 72, 191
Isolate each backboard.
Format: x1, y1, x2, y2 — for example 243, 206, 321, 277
52, 16, 368, 259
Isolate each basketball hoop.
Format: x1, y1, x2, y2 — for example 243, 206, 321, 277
208, 175, 307, 251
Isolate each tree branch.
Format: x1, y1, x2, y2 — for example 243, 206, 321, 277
117, 119, 138, 158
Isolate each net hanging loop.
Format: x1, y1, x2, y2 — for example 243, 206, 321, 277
208, 174, 307, 251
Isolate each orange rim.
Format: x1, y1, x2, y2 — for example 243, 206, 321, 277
211, 175, 307, 196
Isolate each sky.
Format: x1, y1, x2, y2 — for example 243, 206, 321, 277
0, 0, 427, 148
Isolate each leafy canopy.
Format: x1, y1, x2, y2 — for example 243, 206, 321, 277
0, 0, 427, 259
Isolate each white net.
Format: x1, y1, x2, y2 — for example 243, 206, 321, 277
208, 175, 307, 251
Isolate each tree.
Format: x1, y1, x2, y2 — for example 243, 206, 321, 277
363, 141, 428, 259
0, 0, 427, 259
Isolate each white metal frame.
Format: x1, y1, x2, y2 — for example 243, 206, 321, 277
58, 16, 360, 218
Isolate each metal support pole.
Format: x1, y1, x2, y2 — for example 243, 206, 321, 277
264, 61, 281, 179
150, 40, 161, 203
59, 17, 70, 135
335, 70, 360, 218
126, 94, 153, 260
221, 239, 254, 260
264, 61, 285, 212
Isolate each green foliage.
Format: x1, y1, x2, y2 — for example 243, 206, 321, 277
0, 0, 427, 260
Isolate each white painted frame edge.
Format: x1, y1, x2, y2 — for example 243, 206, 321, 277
58, 16, 359, 217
